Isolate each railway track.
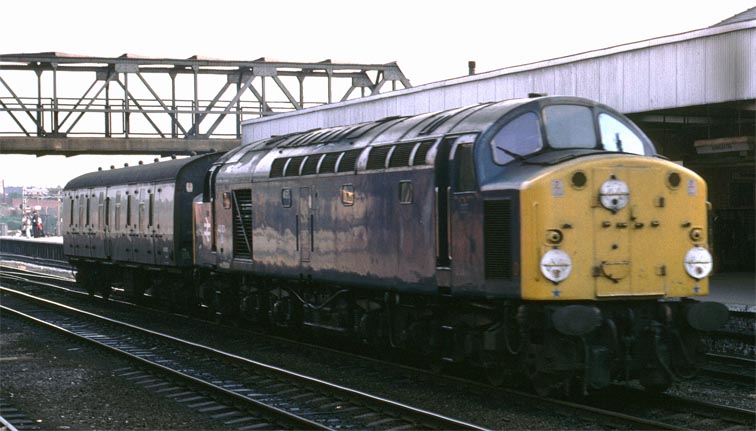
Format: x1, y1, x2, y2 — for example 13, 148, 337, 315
701, 353, 756, 384
583, 386, 755, 430
0, 286, 485, 431
2, 264, 754, 430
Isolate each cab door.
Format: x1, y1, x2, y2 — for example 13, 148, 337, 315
448, 137, 481, 289
435, 134, 479, 289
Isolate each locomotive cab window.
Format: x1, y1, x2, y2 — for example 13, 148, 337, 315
542, 105, 596, 149
491, 112, 542, 164
598, 113, 645, 155
454, 144, 476, 192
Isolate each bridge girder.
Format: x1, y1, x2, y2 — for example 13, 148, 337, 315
0, 52, 411, 156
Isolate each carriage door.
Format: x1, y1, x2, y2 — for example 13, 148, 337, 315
103, 191, 112, 258
448, 135, 480, 288
298, 187, 312, 263
83, 189, 94, 257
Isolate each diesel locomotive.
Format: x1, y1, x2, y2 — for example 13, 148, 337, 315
63, 95, 728, 395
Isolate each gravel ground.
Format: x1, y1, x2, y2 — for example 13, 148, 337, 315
2, 271, 754, 429
0, 316, 237, 430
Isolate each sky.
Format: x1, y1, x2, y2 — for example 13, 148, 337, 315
1, 0, 754, 188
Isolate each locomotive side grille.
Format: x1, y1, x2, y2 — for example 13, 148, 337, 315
388, 142, 415, 168
232, 189, 253, 260
319, 152, 341, 174
337, 149, 362, 173
301, 154, 322, 176
484, 200, 512, 279
367, 146, 391, 170
285, 156, 305, 177
270, 158, 287, 178
412, 141, 434, 166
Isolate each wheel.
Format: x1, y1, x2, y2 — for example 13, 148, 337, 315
484, 366, 507, 387
640, 369, 672, 393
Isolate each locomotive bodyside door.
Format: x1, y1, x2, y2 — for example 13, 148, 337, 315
434, 137, 455, 287
299, 186, 312, 263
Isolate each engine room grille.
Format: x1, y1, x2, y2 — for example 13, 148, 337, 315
337, 149, 362, 173
232, 189, 253, 260
484, 200, 512, 279
367, 146, 391, 170
388, 142, 415, 168
270, 158, 287, 178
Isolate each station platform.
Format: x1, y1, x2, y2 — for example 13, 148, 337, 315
707, 272, 756, 309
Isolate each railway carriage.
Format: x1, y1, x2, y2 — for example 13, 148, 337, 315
65, 95, 728, 396
63, 154, 220, 299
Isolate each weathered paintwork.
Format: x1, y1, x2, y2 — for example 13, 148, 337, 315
518, 155, 710, 300
197, 96, 712, 303
63, 154, 221, 268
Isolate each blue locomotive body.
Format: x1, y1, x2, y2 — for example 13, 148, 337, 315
64, 96, 727, 395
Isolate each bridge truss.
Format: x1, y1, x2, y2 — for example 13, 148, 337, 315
0, 52, 411, 155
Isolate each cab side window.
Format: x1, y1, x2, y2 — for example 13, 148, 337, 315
454, 144, 476, 192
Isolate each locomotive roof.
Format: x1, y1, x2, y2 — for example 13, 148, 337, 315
214, 96, 646, 182
64, 153, 220, 190
244, 96, 589, 153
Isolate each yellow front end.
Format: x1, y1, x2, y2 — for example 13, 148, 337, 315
520, 154, 711, 300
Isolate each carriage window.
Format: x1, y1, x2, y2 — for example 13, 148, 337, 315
126, 195, 132, 227
598, 113, 646, 155
543, 105, 596, 149
115, 193, 121, 230
148, 193, 154, 227
98, 193, 104, 230
491, 112, 542, 164
105, 197, 110, 228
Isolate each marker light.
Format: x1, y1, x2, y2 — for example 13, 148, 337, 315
599, 178, 629, 212
540, 249, 572, 283
684, 246, 713, 279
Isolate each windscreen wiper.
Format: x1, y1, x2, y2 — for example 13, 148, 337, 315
496, 145, 526, 162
